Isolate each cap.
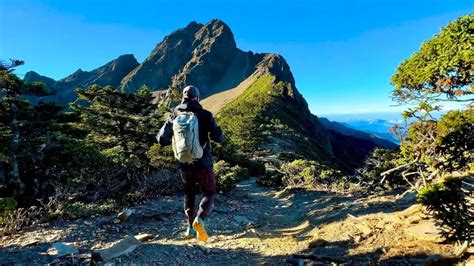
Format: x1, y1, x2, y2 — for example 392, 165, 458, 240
182, 85, 200, 99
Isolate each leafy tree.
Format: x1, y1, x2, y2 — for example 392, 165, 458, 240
387, 15, 474, 245
391, 14, 473, 106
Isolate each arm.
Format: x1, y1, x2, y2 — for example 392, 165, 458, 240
209, 114, 224, 143
156, 113, 175, 146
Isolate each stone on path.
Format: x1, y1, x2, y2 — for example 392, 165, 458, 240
93, 235, 142, 261
47, 242, 79, 257
134, 233, 154, 242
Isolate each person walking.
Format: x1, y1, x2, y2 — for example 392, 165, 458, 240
157, 85, 224, 242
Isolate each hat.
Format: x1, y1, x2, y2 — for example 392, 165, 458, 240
182, 85, 200, 99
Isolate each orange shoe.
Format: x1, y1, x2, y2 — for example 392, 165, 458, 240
192, 216, 208, 242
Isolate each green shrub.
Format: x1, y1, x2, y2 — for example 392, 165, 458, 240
357, 148, 408, 189
281, 159, 343, 188
0, 197, 17, 223
418, 176, 473, 243
214, 160, 249, 193
61, 200, 120, 219
256, 169, 285, 187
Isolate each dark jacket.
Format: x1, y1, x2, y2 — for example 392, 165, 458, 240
156, 99, 224, 169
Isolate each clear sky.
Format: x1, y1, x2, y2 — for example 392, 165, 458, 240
1, 0, 472, 115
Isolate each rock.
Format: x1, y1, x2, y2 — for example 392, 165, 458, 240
134, 233, 154, 242
397, 191, 418, 204
20, 239, 39, 247
118, 209, 134, 222
354, 223, 373, 236
93, 236, 142, 261
404, 220, 444, 243
47, 242, 79, 257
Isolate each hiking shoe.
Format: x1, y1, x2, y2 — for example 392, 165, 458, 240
184, 226, 196, 239
192, 216, 208, 242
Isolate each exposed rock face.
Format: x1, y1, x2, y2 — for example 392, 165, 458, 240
24, 54, 139, 104
23, 19, 395, 170
121, 19, 263, 98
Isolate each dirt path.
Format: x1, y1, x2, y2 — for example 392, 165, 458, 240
0, 178, 461, 265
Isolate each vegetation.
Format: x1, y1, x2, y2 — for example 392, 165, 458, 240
391, 14, 473, 106
418, 176, 473, 243
214, 160, 249, 193
217, 74, 330, 161
365, 14, 474, 244
258, 159, 348, 190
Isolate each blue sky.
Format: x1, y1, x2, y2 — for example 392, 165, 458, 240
0, 0, 472, 115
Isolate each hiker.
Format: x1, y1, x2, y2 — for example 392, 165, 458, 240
156, 85, 224, 242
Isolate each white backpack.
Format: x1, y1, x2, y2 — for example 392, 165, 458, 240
172, 111, 203, 163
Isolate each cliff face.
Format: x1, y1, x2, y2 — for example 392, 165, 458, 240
120, 19, 264, 98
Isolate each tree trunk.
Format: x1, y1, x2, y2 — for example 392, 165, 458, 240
9, 98, 24, 195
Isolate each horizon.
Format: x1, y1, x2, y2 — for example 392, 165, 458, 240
1, 0, 472, 115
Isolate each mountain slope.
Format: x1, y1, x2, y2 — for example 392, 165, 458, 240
318, 117, 398, 149
24, 54, 139, 104
214, 54, 334, 162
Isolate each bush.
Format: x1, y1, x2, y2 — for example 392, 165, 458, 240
418, 175, 473, 243
61, 200, 120, 219
214, 160, 249, 193
0, 197, 17, 223
281, 159, 344, 188
257, 159, 344, 189
256, 169, 285, 187
357, 148, 408, 189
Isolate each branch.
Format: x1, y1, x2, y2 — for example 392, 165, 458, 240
381, 160, 416, 176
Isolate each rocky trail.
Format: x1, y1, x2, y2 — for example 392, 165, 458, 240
1, 178, 470, 265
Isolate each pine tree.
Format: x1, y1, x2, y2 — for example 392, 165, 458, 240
0, 60, 52, 196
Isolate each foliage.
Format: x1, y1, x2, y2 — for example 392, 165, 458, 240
146, 144, 176, 171
357, 148, 409, 189
71, 85, 162, 169
399, 109, 473, 185
418, 175, 473, 243
217, 74, 329, 160
391, 14, 473, 105
61, 200, 120, 219
0, 60, 54, 196
280, 159, 344, 188
387, 14, 474, 190
256, 169, 285, 188
214, 160, 249, 193
0, 197, 17, 223
258, 159, 345, 189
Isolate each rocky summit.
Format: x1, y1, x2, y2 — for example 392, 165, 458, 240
23, 19, 397, 170
121, 19, 267, 98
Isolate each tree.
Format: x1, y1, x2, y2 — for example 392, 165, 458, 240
391, 14, 473, 106
388, 15, 474, 188
71, 84, 162, 170
388, 15, 474, 245
0, 60, 51, 196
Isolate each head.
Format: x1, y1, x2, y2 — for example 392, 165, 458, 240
182, 85, 200, 102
